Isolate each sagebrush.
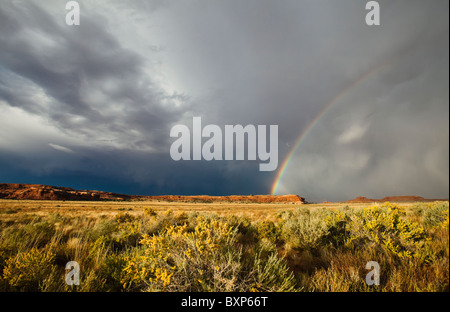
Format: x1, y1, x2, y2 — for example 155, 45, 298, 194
0, 201, 448, 292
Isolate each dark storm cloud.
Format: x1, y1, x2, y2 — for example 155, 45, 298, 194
0, 0, 448, 199
276, 7, 449, 202
0, 1, 186, 152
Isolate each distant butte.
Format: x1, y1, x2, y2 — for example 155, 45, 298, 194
0, 183, 305, 204
344, 195, 447, 203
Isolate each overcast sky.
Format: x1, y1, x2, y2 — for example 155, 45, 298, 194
0, 0, 448, 201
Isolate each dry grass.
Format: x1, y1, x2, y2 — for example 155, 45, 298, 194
0, 199, 448, 292
0, 199, 420, 221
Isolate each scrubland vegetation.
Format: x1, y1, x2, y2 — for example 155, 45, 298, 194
0, 200, 448, 292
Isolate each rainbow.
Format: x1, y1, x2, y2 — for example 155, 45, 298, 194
270, 59, 397, 195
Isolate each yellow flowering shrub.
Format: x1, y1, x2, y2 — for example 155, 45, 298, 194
2, 248, 56, 291
143, 207, 157, 217
115, 212, 137, 224
115, 222, 141, 246
348, 203, 428, 260
440, 210, 449, 230
121, 219, 235, 291
121, 216, 295, 292
322, 211, 351, 247
257, 220, 280, 243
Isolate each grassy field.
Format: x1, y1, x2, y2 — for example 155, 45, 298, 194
0, 199, 448, 292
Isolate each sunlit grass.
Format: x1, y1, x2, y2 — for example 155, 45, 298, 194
0, 199, 448, 292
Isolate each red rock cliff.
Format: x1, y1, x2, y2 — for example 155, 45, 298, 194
0, 183, 305, 204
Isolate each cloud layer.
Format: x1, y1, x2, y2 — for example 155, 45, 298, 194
0, 0, 448, 201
